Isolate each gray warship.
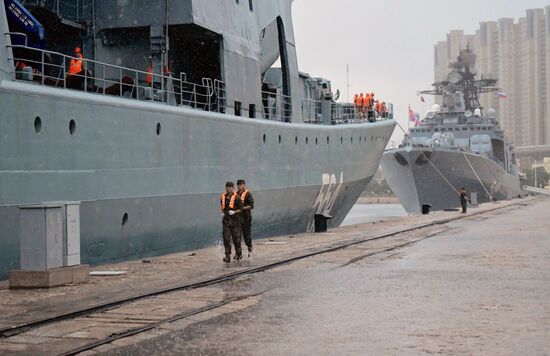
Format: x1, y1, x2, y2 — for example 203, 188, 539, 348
381, 46, 523, 214
0, 0, 396, 278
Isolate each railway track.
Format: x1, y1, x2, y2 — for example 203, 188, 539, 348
0, 200, 531, 355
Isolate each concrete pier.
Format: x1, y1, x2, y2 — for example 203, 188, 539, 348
0, 197, 548, 355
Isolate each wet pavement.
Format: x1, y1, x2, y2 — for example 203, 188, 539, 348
0, 197, 548, 355
102, 198, 550, 355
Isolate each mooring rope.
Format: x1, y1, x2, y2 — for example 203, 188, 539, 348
394, 120, 460, 196
462, 151, 493, 202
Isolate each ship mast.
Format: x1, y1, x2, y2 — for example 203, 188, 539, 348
420, 45, 498, 113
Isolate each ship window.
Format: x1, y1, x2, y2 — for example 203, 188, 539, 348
122, 213, 129, 226
359, 136, 362, 142
278, 135, 282, 144
315, 137, 318, 145
476, 127, 481, 130
236, 0, 239, 3
249, 0, 253, 11
235, 101, 242, 116
249, 104, 256, 118
69, 119, 76, 135
448, 128, 453, 131
351, 137, 354, 143
341, 137, 343, 144
441, 128, 446, 132
263, 134, 266, 143
306, 137, 309, 144
295, 136, 298, 144
462, 127, 468, 131
34, 116, 42, 134
434, 128, 439, 132
327, 136, 330, 144
156, 122, 161, 136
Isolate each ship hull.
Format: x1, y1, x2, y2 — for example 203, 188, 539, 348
0, 81, 395, 278
381, 147, 523, 214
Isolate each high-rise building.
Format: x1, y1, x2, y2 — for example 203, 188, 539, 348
434, 7, 550, 147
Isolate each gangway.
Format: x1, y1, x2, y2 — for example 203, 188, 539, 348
523, 186, 550, 196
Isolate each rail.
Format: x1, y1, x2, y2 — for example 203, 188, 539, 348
5, 40, 225, 113
21, 0, 92, 23
301, 98, 322, 123
4, 39, 394, 125
262, 90, 292, 122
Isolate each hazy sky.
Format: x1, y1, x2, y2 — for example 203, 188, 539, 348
293, 0, 550, 142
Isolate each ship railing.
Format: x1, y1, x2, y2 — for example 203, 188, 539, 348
262, 91, 292, 122
5, 41, 227, 113
331, 102, 361, 124
21, 0, 92, 23
301, 99, 322, 123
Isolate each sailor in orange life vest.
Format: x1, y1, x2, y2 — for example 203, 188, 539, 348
68, 47, 84, 76
220, 181, 244, 263
237, 179, 254, 257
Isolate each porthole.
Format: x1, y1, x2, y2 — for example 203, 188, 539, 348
122, 212, 129, 226
295, 136, 298, 144
34, 116, 42, 134
69, 119, 76, 135
278, 135, 282, 144
156, 122, 161, 136
263, 134, 266, 143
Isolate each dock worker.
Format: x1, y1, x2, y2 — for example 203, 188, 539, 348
221, 181, 243, 263
357, 93, 364, 119
237, 179, 254, 257
459, 187, 469, 214
68, 47, 83, 76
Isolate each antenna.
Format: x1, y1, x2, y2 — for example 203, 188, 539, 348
346, 64, 349, 102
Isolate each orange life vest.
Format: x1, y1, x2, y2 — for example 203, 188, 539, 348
239, 190, 249, 205
146, 64, 153, 85
363, 94, 370, 108
68, 53, 83, 75
221, 192, 238, 211
357, 95, 364, 106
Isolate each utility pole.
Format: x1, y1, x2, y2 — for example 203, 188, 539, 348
535, 162, 538, 188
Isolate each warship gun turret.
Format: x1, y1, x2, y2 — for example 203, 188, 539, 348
0, 0, 395, 278
381, 46, 523, 213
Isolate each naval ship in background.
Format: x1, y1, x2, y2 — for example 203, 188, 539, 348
0, 0, 395, 278
381, 46, 523, 214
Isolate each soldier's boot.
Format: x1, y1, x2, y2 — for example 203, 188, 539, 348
234, 254, 242, 261
223, 255, 231, 263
